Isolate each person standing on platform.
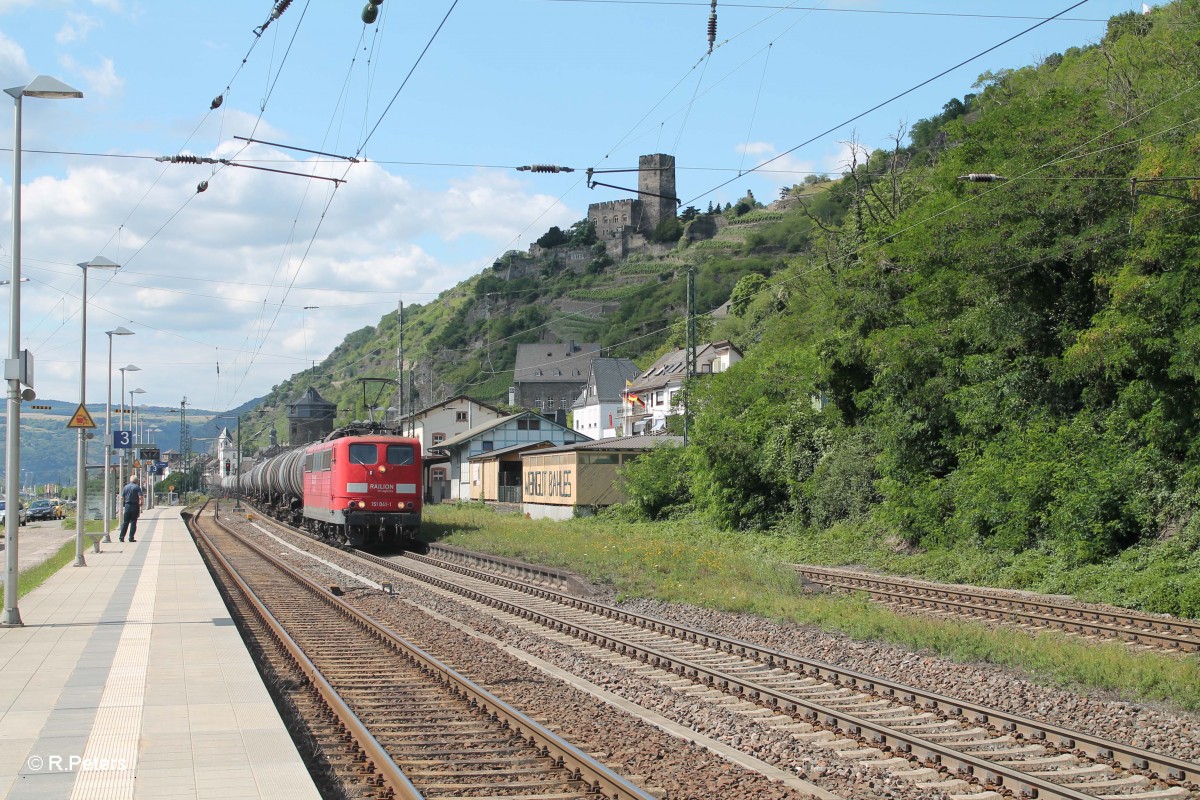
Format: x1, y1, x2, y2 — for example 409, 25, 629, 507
119, 473, 143, 542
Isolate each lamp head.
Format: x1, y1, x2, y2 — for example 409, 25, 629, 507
78, 256, 120, 271
107, 326, 134, 337
6, 75, 83, 100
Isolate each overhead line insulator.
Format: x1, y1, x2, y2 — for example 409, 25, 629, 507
707, 0, 718, 54
362, 0, 384, 24
517, 164, 574, 173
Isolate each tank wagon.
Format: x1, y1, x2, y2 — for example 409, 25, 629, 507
236, 424, 422, 548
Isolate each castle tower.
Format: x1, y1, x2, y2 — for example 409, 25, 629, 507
638, 153, 677, 233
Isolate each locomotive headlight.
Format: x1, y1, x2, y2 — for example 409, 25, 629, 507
378, 465, 387, 473
357, 500, 366, 509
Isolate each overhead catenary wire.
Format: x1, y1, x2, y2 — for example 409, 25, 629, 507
683, 0, 1094, 206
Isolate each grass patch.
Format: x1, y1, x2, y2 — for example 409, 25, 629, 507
62, 517, 114, 533
16, 539, 77, 598
422, 503, 1200, 711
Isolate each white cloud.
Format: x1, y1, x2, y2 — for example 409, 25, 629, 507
8, 135, 581, 409
57, 54, 122, 98
56, 11, 99, 44
735, 141, 827, 181
0, 29, 31, 80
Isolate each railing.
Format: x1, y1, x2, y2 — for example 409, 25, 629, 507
497, 485, 523, 503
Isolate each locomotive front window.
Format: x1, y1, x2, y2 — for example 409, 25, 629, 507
348, 443, 378, 465
386, 444, 415, 465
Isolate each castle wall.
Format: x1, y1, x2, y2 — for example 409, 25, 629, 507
588, 199, 641, 242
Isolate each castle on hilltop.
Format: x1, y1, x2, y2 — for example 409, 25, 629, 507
587, 153, 677, 258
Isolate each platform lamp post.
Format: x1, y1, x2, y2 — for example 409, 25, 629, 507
128, 388, 146, 489
145, 425, 162, 509
102, 327, 134, 542
4, 75, 83, 625
73, 256, 121, 569
130, 389, 146, 449
117, 364, 139, 499
131, 389, 146, 504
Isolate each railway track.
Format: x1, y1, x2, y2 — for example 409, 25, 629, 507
189, 505, 655, 800
371, 551, 1198, 799
793, 565, 1200, 653
230, 506, 1200, 799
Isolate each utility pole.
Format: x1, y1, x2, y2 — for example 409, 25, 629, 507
179, 397, 190, 487
684, 266, 696, 445
400, 302, 410, 431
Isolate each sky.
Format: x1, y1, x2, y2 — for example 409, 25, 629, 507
0, 0, 1150, 417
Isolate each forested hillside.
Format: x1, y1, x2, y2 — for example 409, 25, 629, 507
251, 3, 1200, 613
616, 3, 1200, 614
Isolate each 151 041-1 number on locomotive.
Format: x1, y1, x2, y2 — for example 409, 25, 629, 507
229, 425, 423, 548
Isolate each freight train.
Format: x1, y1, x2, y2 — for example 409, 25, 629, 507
224, 425, 422, 548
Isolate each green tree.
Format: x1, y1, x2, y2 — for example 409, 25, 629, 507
568, 219, 598, 246
536, 226, 569, 248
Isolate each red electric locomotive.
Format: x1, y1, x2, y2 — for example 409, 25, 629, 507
300, 432, 422, 547
239, 425, 422, 549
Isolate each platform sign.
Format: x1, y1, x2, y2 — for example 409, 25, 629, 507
139, 447, 160, 461
67, 404, 97, 429
113, 430, 132, 448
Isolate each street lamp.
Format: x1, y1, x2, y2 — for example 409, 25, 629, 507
73, 256, 121, 569
130, 388, 146, 447
117, 364, 139, 494
129, 388, 146, 484
102, 327, 133, 542
4, 75, 83, 625
145, 425, 162, 509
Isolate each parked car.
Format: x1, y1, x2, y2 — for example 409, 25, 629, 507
0, 499, 27, 526
27, 499, 55, 521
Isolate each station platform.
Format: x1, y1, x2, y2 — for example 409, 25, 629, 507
0, 505, 321, 800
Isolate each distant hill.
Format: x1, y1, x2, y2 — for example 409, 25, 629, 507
0, 398, 261, 490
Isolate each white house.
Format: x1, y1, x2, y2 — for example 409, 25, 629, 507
571, 357, 640, 439
400, 395, 505, 499
623, 341, 743, 435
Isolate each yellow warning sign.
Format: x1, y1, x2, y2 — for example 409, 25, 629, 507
67, 404, 97, 429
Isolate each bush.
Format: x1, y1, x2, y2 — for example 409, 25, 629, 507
651, 216, 683, 243
615, 445, 693, 521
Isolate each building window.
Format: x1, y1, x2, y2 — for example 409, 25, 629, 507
431, 468, 446, 481
655, 391, 665, 406
432, 432, 446, 445
456, 411, 468, 422
517, 418, 542, 431
481, 441, 494, 452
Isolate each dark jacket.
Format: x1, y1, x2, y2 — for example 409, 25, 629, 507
121, 482, 143, 509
